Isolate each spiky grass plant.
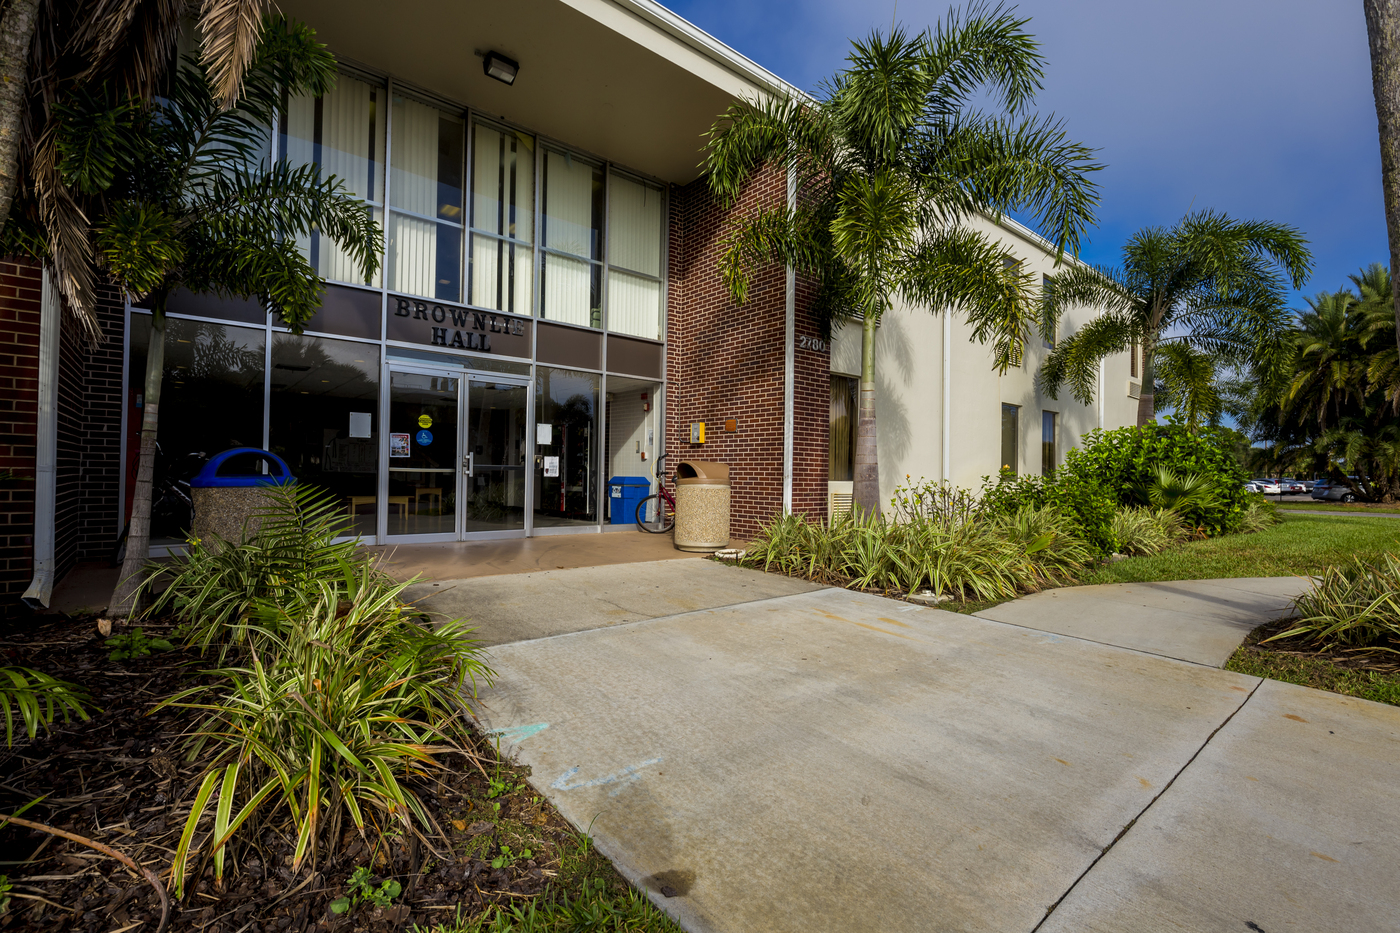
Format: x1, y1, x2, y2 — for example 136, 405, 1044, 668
1271, 553, 1400, 649
1110, 507, 1190, 556
1237, 495, 1282, 533
141, 483, 365, 658
1, 666, 89, 746
742, 504, 1091, 599
162, 560, 492, 896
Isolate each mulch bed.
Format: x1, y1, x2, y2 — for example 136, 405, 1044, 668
1238, 617, 1400, 675
0, 614, 599, 933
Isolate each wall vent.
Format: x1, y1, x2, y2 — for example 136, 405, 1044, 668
1126, 379, 1141, 399
829, 490, 854, 518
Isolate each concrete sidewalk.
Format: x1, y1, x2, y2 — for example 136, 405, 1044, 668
473, 576, 1400, 933
974, 576, 1310, 666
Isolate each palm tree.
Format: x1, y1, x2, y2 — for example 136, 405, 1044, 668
0, 0, 273, 327
1363, 0, 1400, 354
1039, 210, 1312, 426
2, 16, 381, 615
1245, 266, 1400, 501
702, 5, 1102, 514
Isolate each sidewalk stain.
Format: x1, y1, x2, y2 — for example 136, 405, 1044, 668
551, 757, 664, 796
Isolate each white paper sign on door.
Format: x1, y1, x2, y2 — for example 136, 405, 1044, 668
349, 412, 371, 438
543, 456, 560, 477
536, 422, 553, 445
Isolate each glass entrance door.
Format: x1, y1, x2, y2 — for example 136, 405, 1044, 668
463, 380, 528, 534
387, 369, 460, 537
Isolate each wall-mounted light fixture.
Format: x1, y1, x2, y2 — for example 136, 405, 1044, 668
483, 51, 519, 86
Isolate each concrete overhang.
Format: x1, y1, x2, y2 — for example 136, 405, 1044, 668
278, 0, 799, 185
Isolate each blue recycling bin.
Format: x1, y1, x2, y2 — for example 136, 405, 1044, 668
608, 475, 651, 525
190, 448, 297, 545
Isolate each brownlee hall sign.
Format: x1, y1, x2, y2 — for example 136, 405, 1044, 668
386, 295, 531, 356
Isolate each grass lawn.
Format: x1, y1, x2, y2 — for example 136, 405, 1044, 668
1275, 501, 1400, 514
1226, 648, 1400, 707
1076, 513, 1400, 586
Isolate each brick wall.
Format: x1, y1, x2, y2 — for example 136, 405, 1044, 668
0, 259, 125, 617
0, 260, 42, 617
56, 284, 125, 570
665, 166, 829, 540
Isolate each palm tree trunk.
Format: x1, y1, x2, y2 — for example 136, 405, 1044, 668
0, 0, 38, 233
1365, 0, 1400, 354
110, 304, 166, 617
1136, 346, 1155, 426
853, 314, 880, 515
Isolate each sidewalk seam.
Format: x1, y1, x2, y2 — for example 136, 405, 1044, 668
1028, 676, 1265, 932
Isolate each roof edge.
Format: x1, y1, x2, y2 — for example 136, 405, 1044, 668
606, 0, 811, 102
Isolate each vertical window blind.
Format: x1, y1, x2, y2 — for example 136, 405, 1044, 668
607, 173, 662, 340
281, 74, 386, 287
542, 150, 602, 328
470, 123, 534, 316
283, 73, 666, 345
389, 98, 464, 301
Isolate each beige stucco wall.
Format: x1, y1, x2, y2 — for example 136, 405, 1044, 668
830, 215, 1139, 505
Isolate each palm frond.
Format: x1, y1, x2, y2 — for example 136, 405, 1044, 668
198, 0, 273, 108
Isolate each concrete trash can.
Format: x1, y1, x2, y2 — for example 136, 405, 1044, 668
608, 476, 651, 525
190, 448, 296, 547
673, 460, 730, 552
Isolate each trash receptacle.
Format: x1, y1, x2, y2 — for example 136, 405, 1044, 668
190, 448, 296, 547
608, 475, 651, 525
673, 461, 730, 552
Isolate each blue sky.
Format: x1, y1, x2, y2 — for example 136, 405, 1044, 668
667, 0, 1383, 308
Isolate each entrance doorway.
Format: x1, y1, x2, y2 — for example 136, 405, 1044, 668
385, 366, 530, 540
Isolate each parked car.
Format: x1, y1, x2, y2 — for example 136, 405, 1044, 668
1247, 478, 1282, 494
1280, 479, 1308, 494
1311, 479, 1361, 503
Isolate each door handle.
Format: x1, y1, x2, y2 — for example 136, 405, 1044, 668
463, 451, 474, 477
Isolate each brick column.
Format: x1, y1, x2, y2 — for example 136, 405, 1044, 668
666, 167, 830, 540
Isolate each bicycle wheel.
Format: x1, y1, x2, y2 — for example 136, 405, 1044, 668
635, 494, 675, 533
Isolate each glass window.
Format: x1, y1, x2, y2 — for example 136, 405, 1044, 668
1042, 410, 1057, 477
470, 122, 534, 315
127, 314, 266, 544
534, 368, 598, 527
607, 173, 663, 340
1000, 403, 1019, 475
389, 97, 465, 301
541, 150, 603, 329
281, 73, 386, 287
269, 336, 380, 538
829, 375, 857, 482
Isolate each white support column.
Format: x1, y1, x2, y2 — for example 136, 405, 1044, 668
781, 164, 796, 513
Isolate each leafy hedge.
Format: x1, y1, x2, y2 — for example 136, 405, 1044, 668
979, 470, 1118, 556
1059, 423, 1250, 536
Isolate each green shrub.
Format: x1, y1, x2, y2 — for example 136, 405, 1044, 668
987, 506, 1095, 587
978, 471, 1117, 556
163, 561, 492, 896
1270, 553, 1400, 649
1061, 422, 1250, 535
1110, 507, 1189, 556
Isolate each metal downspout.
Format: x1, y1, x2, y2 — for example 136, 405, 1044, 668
942, 313, 951, 482
781, 163, 795, 513
22, 268, 60, 609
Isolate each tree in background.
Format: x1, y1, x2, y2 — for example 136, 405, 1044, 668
1, 16, 382, 614
1244, 264, 1400, 502
703, 4, 1101, 514
1039, 210, 1311, 427
1364, 0, 1400, 354
0, 0, 274, 324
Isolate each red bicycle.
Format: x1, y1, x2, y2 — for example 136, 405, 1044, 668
634, 452, 676, 533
